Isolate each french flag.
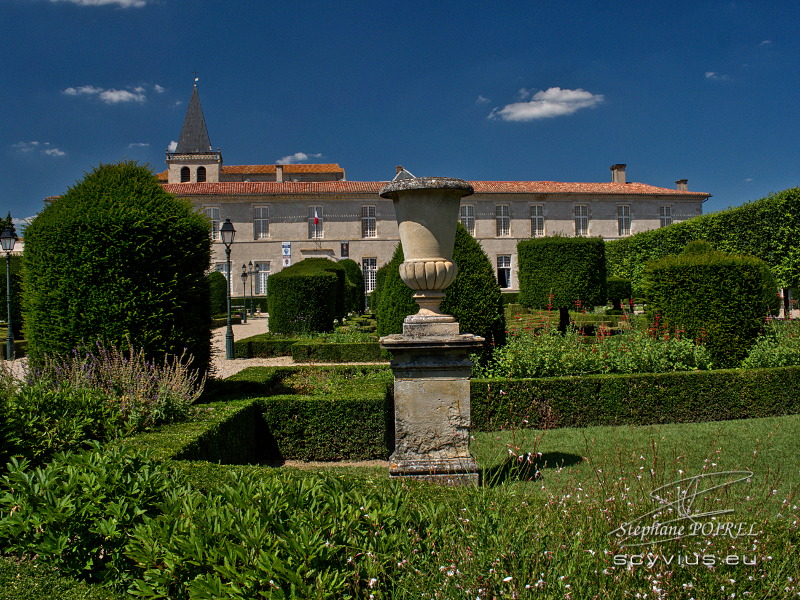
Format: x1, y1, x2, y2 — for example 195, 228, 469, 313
313, 208, 319, 225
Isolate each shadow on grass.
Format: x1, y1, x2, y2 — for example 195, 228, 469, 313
482, 451, 583, 486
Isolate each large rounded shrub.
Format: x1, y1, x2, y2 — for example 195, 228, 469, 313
23, 162, 212, 372
642, 247, 778, 367
517, 235, 607, 332
376, 223, 506, 352
267, 258, 345, 334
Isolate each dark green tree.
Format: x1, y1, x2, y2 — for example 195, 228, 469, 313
606, 276, 632, 311
23, 162, 212, 372
517, 235, 607, 332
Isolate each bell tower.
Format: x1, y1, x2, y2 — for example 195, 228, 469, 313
166, 82, 222, 183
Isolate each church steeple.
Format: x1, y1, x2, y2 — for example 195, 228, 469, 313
176, 84, 212, 153
166, 81, 222, 183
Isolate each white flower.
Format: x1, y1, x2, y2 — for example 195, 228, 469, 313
503, 576, 513, 582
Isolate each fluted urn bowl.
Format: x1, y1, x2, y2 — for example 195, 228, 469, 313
380, 176, 474, 320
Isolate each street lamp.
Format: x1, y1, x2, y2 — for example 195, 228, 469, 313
247, 260, 255, 317
220, 218, 236, 360
240, 264, 248, 324
1, 224, 17, 361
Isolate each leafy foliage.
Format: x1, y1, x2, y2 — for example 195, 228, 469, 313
22, 162, 212, 373
0, 443, 177, 586
642, 247, 778, 367
0, 343, 202, 464
606, 186, 800, 292
741, 318, 800, 368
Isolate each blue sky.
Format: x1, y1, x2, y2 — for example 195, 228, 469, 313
2, 0, 798, 222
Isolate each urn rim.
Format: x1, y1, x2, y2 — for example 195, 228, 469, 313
379, 176, 474, 199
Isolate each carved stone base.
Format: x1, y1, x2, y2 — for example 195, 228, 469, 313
380, 332, 484, 486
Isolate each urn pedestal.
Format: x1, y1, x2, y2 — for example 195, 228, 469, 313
379, 172, 482, 485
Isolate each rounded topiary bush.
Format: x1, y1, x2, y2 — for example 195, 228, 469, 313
267, 258, 345, 334
207, 270, 228, 316
376, 223, 506, 352
642, 248, 778, 368
23, 162, 212, 372
517, 235, 607, 331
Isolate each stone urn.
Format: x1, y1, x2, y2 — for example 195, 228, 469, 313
379, 172, 474, 334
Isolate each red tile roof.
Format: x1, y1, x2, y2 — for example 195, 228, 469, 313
162, 180, 710, 197
155, 163, 344, 181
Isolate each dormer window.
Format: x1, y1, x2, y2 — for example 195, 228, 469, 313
180, 166, 190, 183
197, 166, 206, 182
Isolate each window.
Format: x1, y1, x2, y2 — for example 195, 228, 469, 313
362, 257, 377, 294
180, 166, 190, 183
530, 204, 544, 237
574, 205, 589, 236
197, 166, 206, 182
215, 262, 229, 284
496, 204, 510, 237
254, 206, 269, 239
617, 205, 631, 236
659, 205, 672, 228
361, 205, 376, 238
254, 261, 270, 295
497, 255, 512, 289
459, 204, 475, 236
308, 205, 323, 239
203, 207, 220, 240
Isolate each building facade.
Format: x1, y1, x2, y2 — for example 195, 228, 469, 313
161, 86, 710, 297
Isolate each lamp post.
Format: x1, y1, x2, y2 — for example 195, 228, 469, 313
1, 224, 17, 361
220, 218, 236, 360
240, 264, 248, 323
247, 260, 255, 317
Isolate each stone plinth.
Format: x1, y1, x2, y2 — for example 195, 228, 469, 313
381, 332, 484, 485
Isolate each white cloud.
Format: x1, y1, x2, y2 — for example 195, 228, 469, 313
63, 84, 149, 104
475, 95, 491, 104
128, 142, 150, 148
759, 40, 772, 46
12, 141, 66, 157
99, 89, 146, 103
489, 87, 605, 122
50, 0, 148, 7
276, 152, 323, 165
154, 84, 165, 93
704, 71, 729, 81
167, 141, 178, 152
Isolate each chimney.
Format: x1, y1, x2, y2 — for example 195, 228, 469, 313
275, 164, 284, 183
610, 164, 627, 184
396, 165, 404, 175
675, 179, 688, 191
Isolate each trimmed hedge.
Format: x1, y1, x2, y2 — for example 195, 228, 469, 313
642, 248, 777, 367
267, 258, 344, 334
606, 276, 632, 310
290, 340, 389, 362
126, 366, 393, 463
470, 366, 800, 431
606, 186, 800, 293
375, 244, 416, 337
22, 162, 212, 373
207, 270, 228, 316
233, 334, 300, 358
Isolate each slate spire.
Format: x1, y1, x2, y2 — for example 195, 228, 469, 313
175, 84, 212, 153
